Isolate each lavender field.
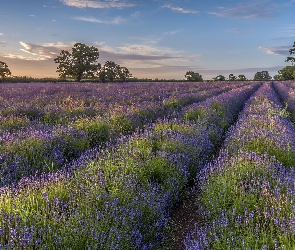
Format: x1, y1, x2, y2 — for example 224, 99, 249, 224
0, 81, 294, 249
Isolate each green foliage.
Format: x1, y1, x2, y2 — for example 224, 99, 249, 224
200, 154, 295, 249
0, 61, 11, 79
54, 43, 100, 81
286, 41, 295, 65
183, 107, 207, 122
72, 117, 111, 147
0, 137, 58, 177
254, 71, 271, 81
184, 71, 203, 82
237, 74, 247, 81
99, 61, 132, 82
244, 139, 295, 167
163, 96, 181, 108
110, 114, 135, 134
278, 65, 295, 80
0, 115, 30, 131
213, 75, 226, 81
228, 74, 237, 81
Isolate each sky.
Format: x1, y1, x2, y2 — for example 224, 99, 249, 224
0, 0, 295, 80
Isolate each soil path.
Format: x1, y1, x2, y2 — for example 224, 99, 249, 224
160, 191, 205, 250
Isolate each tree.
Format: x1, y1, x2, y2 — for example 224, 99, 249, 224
54, 43, 100, 81
118, 67, 132, 82
0, 61, 11, 79
286, 42, 295, 65
99, 61, 132, 82
278, 66, 295, 80
253, 71, 271, 81
185, 71, 203, 82
99, 61, 118, 82
214, 75, 226, 81
228, 74, 237, 81
237, 75, 247, 81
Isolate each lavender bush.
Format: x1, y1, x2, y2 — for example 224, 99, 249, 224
273, 81, 295, 123
185, 83, 295, 249
0, 82, 246, 186
0, 82, 259, 248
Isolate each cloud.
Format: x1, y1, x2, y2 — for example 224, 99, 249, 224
208, 3, 277, 19
92, 41, 198, 70
0, 54, 58, 77
259, 45, 290, 56
198, 66, 284, 74
94, 42, 182, 66
74, 16, 124, 24
164, 30, 182, 36
60, 0, 136, 8
226, 28, 254, 34
0, 53, 43, 61
1, 41, 74, 61
162, 4, 199, 14
117, 44, 178, 56
130, 11, 140, 18
19, 41, 61, 59
1, 40, 199, 79
0, 33, 3, 36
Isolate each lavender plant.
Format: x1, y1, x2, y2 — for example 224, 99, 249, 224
273, 81, 295, 123
0, 81, 259, 248
0, 82, 246, 186
185, 83, 295, 249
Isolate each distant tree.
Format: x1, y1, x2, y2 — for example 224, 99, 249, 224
278, 66, 295, 80
254, 71, 271, 81
273, 75, 280, 80
228, 74, 237, 81
237, 75, 247, 81
99, 61, 132, 82
118, 67, 132, 82
214, 75, 226, 81
99, 61, 117, 82
185, 71, 203, 82
286, 42, 295, 65
54, 43, 100, 82
0, 61, 11, 79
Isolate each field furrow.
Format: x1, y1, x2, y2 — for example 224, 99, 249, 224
0, 82, 259, 249
0, 82, 246, 186
185, 82, 295, 249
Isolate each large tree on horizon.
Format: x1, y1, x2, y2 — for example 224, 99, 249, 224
286, 42, 295, 65
253, 71, 271, 81
99, 61, 132, 82
0, 61, 11, 79
278, 65, 295, 80
54, 43, 100, 81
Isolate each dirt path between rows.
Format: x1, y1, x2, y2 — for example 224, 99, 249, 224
160, 191, 206, 250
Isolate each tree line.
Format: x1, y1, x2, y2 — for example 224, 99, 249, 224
1, 42, 295, 82
54, 43, 132, 82
185, 42, 295, 81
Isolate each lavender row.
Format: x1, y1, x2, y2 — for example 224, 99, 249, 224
0, 81, 246, 128
181, 83, 260, 147
273, 81, 295, 123
0, 83, 260, 248
0, 82, 246, 187
185, 83, 295, 249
